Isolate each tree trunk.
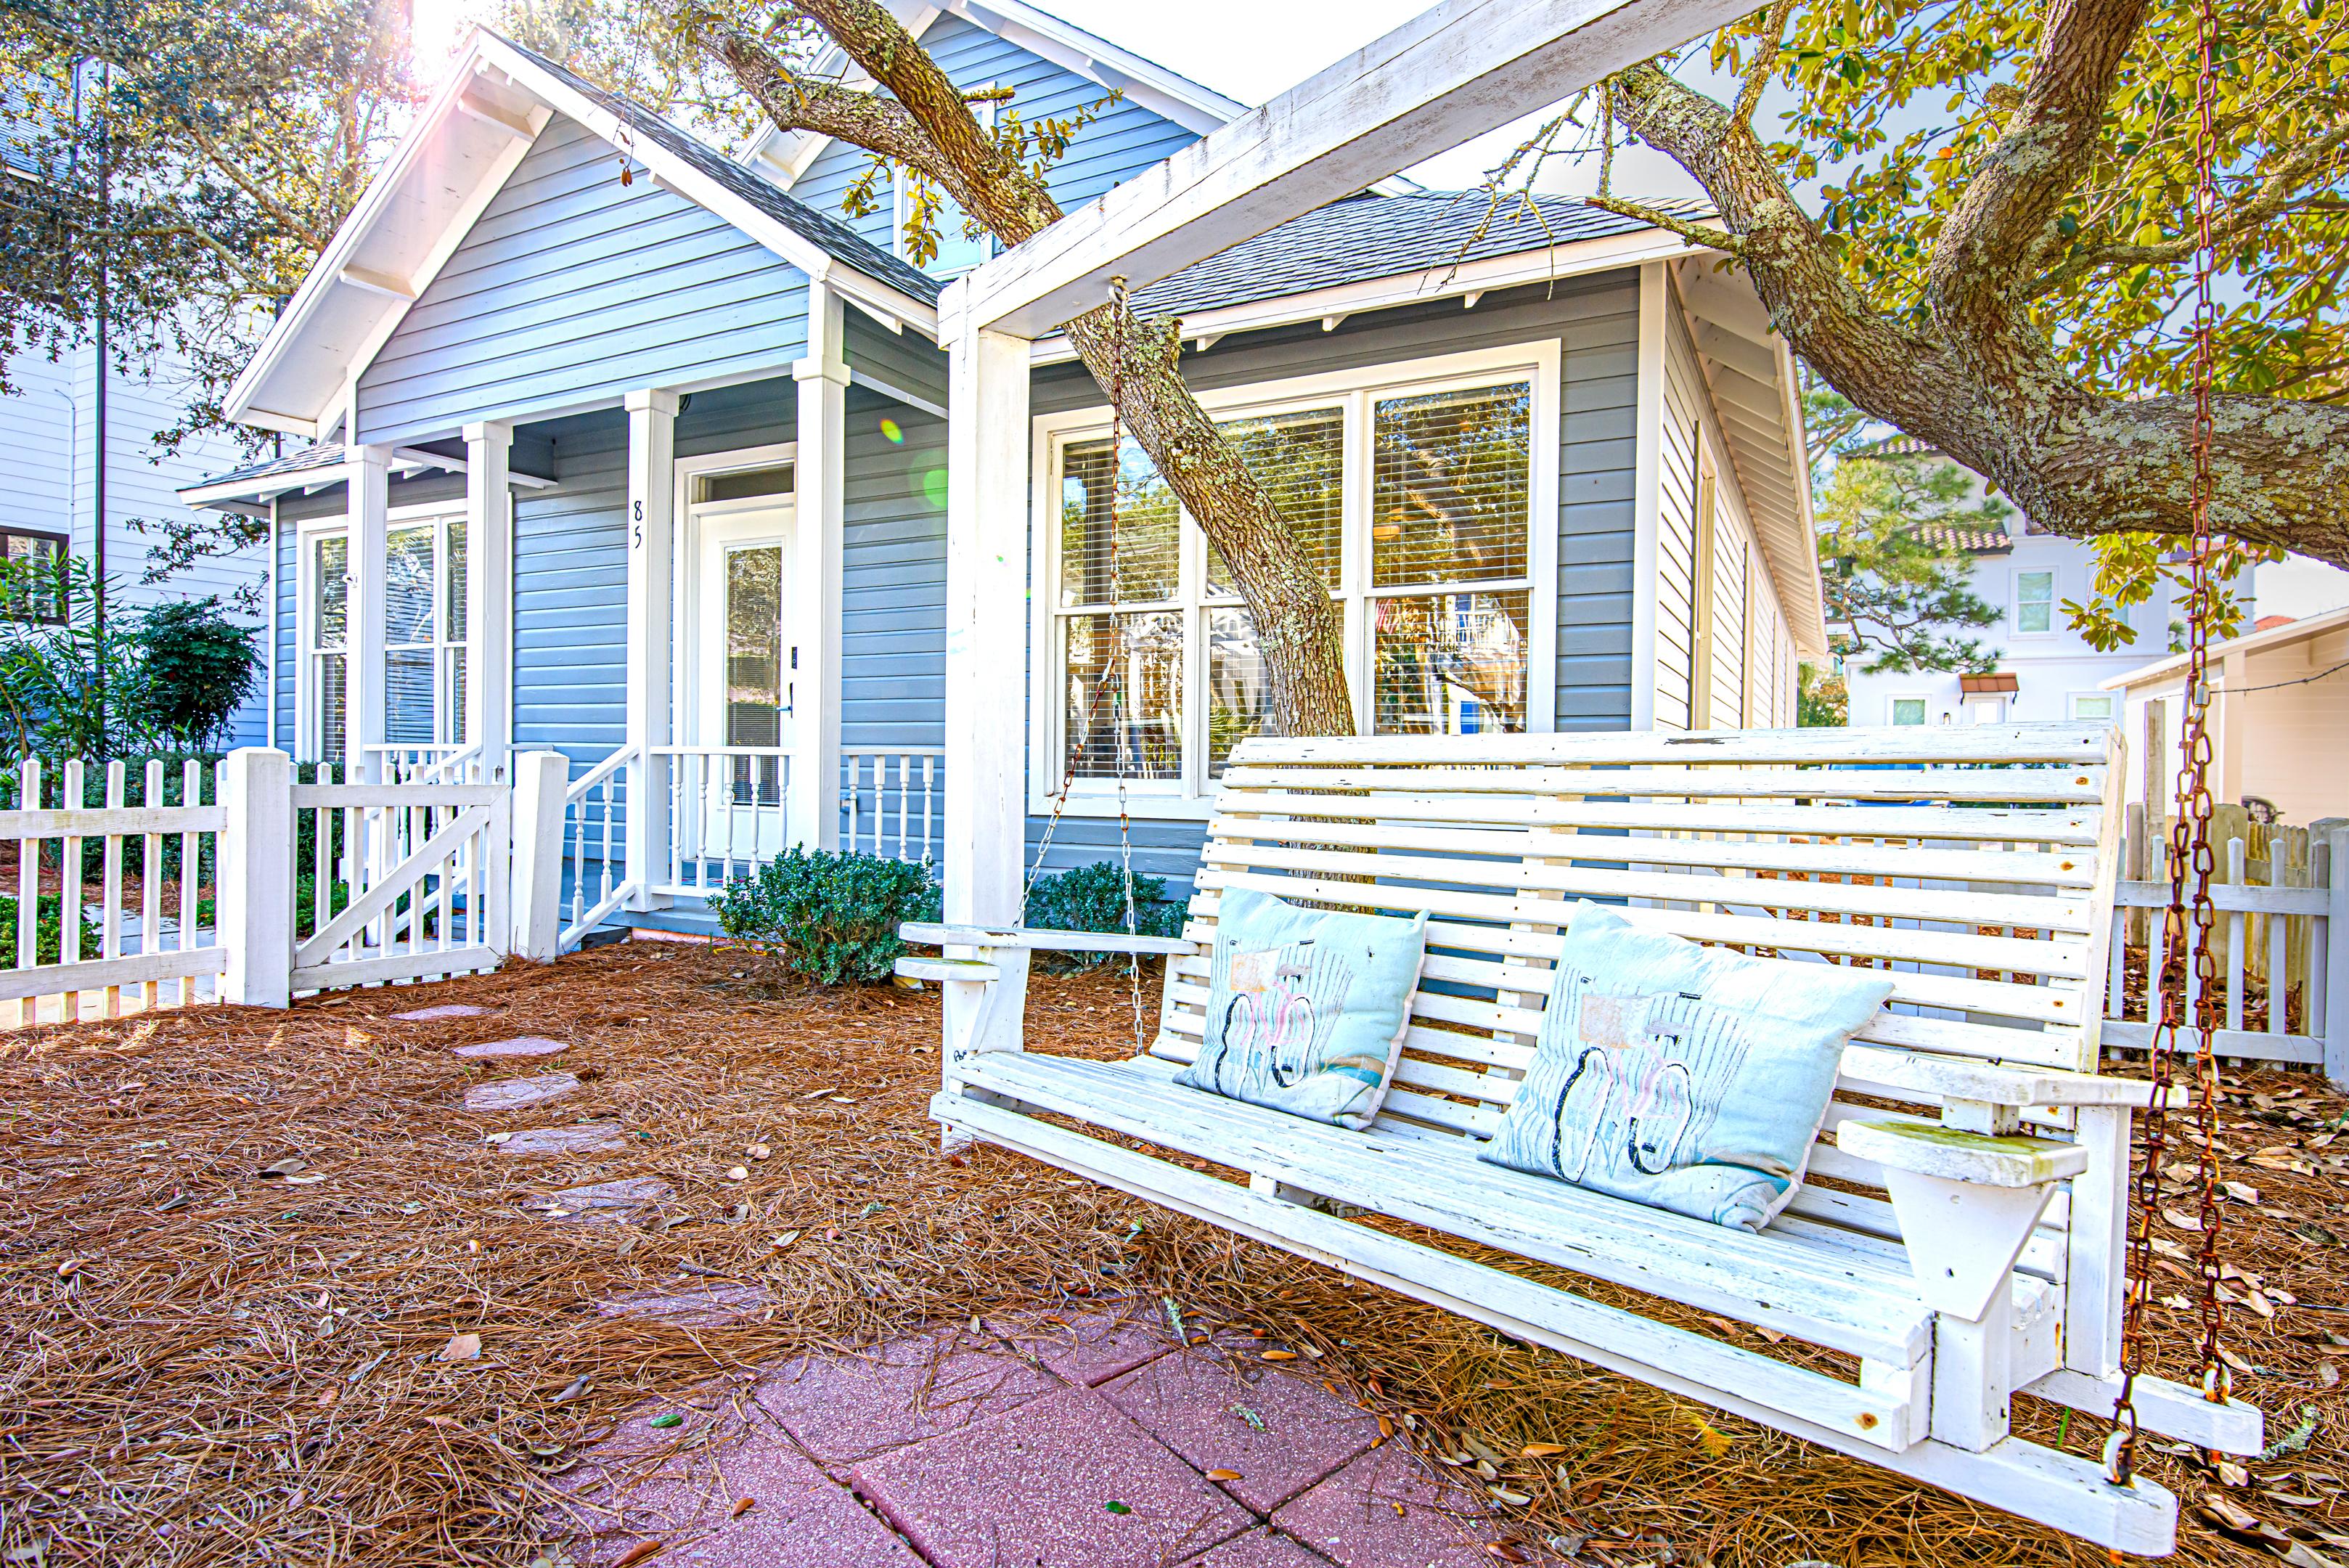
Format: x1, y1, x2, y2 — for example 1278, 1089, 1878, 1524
711, 2, 1358, 735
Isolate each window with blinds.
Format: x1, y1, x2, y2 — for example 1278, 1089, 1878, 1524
1042, 356, 1545, 807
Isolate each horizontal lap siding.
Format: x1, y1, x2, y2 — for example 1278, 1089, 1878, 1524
274, 518, 298, 748
357, 116, 809, 448
1026, 273, 1643, 900
1655, 322, 1703, 731
513, 413, 628, 771
842, 383, 946, 754
785, 15, 1200, 265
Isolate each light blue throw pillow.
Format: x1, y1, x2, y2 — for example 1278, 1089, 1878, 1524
1176, 886, 1430, 1131
1480, 902, 1896, 1232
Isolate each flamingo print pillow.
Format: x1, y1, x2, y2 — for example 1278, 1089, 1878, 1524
1480, 903, 1895, 1232
1175, 887, 1429, 1130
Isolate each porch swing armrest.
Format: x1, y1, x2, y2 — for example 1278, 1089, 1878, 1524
899, 922, 1198, 956
1840, 1046, 2157, 1110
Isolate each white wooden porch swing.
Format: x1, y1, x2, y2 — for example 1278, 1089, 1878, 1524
898, 0, 2263, 1551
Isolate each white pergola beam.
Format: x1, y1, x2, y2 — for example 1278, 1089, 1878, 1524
949, 0, 1756, 338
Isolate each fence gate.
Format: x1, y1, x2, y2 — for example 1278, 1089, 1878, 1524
290, 771, 510, 993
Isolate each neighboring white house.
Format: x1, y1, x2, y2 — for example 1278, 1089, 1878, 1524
0, 342, 273, 746
1837, 438, 2349, 736
2102, 604, 2349, 828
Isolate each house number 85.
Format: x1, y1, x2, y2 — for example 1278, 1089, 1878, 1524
632, 499, 643, 548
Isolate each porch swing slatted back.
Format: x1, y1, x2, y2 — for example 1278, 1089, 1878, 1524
1145, 722, 2123, 1241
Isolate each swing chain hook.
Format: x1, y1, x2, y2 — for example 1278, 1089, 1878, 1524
2109, 0, 2231, 1490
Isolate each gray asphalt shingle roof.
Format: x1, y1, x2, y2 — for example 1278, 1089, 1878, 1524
510, 41, 941, 306
187, 444, 346, 495
1129, 191, 1686, 320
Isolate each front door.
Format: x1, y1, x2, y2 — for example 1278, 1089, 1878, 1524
690, 499, 796, 865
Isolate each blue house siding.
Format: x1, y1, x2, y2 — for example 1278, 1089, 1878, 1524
1021, 272, 1645, 899
356, 115, 810, 448
786, 13, 1204, 263
272, 517, 298, 748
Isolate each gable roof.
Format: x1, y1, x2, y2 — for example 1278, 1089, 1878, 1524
224, 29, 941, 439
745, 0, 1247, 188
1127, 192, 1675, 320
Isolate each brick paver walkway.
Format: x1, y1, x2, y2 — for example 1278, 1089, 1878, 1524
549, 1304, 1508, 1567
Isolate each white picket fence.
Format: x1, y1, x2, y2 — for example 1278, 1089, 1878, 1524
0, 757, 227, 1026
2104, 825, 2348, 1075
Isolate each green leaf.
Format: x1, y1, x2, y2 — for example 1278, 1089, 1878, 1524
1103, 1500, 1132, 1515
648, 1411, 685, 1430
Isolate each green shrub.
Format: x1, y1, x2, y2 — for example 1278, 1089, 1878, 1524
136, 598, 261, 751
711, 848, 941, 985
0, 894, 99, 968
1024, 859, 1183, 970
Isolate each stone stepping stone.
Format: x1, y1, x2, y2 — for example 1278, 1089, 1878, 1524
756, 1330, 1063, 1474
491, 1123, 629, 1156
464, 1072, 580, 1112
395, 1003, 491, 1021
452, 1035, 568, 1060
541, 1176, 673, 1223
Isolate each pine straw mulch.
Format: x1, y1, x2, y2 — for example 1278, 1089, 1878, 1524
4, 941, 2346, 1568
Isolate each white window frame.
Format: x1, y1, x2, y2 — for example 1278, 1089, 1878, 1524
1029, 340, 1563, 820
380, 502, 471, 749
295, 515, 349, 765
1888, 694, 1930, 727
2012, 567, 2057, 637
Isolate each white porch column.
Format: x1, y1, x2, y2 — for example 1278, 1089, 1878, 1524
941, 306, 1031, 926
624, 388, 679, 910
463, 420, 514, 777
790, 280, 849, 850
345, 444, 391, 780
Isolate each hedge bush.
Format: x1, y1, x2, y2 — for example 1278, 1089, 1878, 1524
0, 894, 99, 968
1023, 859, 1183, 970
711, 848, 941, 985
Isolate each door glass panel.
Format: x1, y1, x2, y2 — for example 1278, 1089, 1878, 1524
316, 653, 346, 762
724, 544, 784, 804
384, 525, 435, 642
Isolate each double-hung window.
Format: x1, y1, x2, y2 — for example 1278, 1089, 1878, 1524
2014, 568, 2056, 634
0, 528, 69, 624
308, 532, 349, 761
383, 510, 469, 747
301, 509, 470, 764
1037, 345, 1556, 815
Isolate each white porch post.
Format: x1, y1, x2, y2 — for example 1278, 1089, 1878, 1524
624, 389, 679, 910
346, 444, 391, 781
790, 279, 848, 850
463, 420, 514, 777
941, 302, 1031, 926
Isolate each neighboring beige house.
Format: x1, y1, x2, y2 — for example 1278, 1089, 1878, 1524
2102, 605, 2349, 828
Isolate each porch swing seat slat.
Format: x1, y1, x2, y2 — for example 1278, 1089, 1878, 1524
904, 722, 2265, 1556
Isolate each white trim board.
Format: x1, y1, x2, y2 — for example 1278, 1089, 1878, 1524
1028, 226, 1703, 366
1026, 338, 1562, 821
946, 0, 1761, 338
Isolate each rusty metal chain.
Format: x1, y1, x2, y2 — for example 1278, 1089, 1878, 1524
2109, 0, 2231, 1490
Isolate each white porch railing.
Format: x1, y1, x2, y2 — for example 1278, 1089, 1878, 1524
366, 743, 488, 785
653, 745, 793, 898
841, 747, 942, 862
558, 743, 637, 952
